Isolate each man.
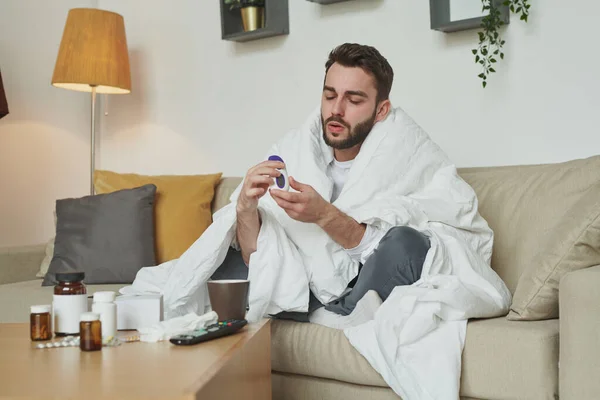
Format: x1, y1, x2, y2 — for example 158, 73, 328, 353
211, 43, 431, 324
126, 43, 509, 396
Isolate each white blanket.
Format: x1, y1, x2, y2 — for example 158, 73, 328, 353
121, 107, 511, 399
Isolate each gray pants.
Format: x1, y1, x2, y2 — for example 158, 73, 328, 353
211, 226, 430, 320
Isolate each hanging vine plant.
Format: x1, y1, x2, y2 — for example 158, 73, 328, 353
472, 0, 531, 88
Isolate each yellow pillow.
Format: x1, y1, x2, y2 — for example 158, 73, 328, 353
94, 170, 223, 264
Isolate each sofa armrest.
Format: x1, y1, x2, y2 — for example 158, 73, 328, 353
559, 264, 600, 400
0, 244, 45, 285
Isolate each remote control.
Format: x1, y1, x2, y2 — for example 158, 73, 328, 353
169, 319, 248, 346
268, 155, 289, 191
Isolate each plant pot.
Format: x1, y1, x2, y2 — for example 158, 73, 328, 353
240, 6, 264, 32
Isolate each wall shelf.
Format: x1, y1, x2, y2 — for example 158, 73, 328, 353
429, 0, 509, 33
220, 0, 289, 42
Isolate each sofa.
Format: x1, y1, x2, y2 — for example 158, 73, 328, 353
2, 156, 600, 400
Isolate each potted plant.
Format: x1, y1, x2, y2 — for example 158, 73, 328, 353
472, 0, 531, 88
224, 0, 266, 32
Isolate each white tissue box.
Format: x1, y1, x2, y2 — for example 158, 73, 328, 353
115, 294, 163, 330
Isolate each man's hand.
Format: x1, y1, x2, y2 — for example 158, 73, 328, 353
270, 176, 335, 225
236, 160, 284, 265
237, 160, 285, 214
271, 176, 366, 249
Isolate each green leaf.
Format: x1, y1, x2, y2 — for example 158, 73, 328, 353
494, 50, 499, 55
483, 81, 487, 88
490, 58, 497, 63
501, 40, 506, 45
490, 67, 496, 73
500, 52, 505, 59
510, 5, 515, 12
472, 49, 478, 55
478, 73, 486, 79
479, 60, 485, 64
476, 55, 480, 63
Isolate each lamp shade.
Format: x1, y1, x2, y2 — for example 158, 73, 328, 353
52, 8, 131, 94
0, 69, 8, 119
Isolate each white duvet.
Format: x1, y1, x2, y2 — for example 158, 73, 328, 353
121, 107, 511, 399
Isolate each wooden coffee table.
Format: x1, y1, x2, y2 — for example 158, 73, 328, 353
0, 318, 271, 399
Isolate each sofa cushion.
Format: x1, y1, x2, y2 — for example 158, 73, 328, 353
271, 318, 559, 400
458, 155, 600, 320
0, 280, 126, 323
271, 319, 387, 388
94, 170, 223, 264
461, 317, 559, 399
42, 184, 157, 286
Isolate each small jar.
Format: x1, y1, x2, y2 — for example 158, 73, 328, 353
79, 312, 102, 352
30, 305, 52, 341
53, 272, 87, 337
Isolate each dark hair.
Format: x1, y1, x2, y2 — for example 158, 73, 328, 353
325, 43, 394, 103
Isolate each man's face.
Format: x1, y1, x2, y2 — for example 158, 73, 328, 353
321, 63, 380, 150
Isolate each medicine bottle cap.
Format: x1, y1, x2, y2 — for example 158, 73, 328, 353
55, 272, 85, 282
80, 312, 100, 322
30, 305, 51, 314
93, 291, 116, 303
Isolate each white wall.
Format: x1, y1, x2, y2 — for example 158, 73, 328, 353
97, 0, 600, 175
0, 0, 95, 247
2, 0, 600, 247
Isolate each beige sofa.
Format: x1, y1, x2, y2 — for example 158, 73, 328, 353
2, 157, 600, 400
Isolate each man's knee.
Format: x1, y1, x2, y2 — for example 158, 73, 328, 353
361, 226, 430, 288
378, 226, 430, 263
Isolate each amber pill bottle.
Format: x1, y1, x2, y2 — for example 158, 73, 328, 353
79, 312, 102, 352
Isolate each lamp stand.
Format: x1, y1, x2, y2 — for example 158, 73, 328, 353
90, 86, 97, 196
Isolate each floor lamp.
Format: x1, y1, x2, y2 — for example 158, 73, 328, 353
51, 8, 131, 195
0, 68, 8, 120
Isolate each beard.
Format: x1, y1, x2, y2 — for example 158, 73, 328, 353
321, 108, 377, 150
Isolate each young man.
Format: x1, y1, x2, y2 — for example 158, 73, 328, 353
126, 43, 508, 395
212, 43, 430, 324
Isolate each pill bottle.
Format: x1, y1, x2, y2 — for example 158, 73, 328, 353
53, 272, 87, 336
30, 305, 52, 341
92, 291, 117, 340
79, 312, 102, 352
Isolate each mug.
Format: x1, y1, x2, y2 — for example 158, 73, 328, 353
207, 279, 250, 321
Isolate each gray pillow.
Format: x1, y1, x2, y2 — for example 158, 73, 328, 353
42, 184, 157, 286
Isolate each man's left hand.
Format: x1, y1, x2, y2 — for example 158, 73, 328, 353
270, 176, 334, 224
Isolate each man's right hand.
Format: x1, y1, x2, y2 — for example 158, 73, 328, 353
236, 160, 285, 214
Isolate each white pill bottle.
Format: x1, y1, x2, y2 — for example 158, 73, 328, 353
91, 291, 117, 340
